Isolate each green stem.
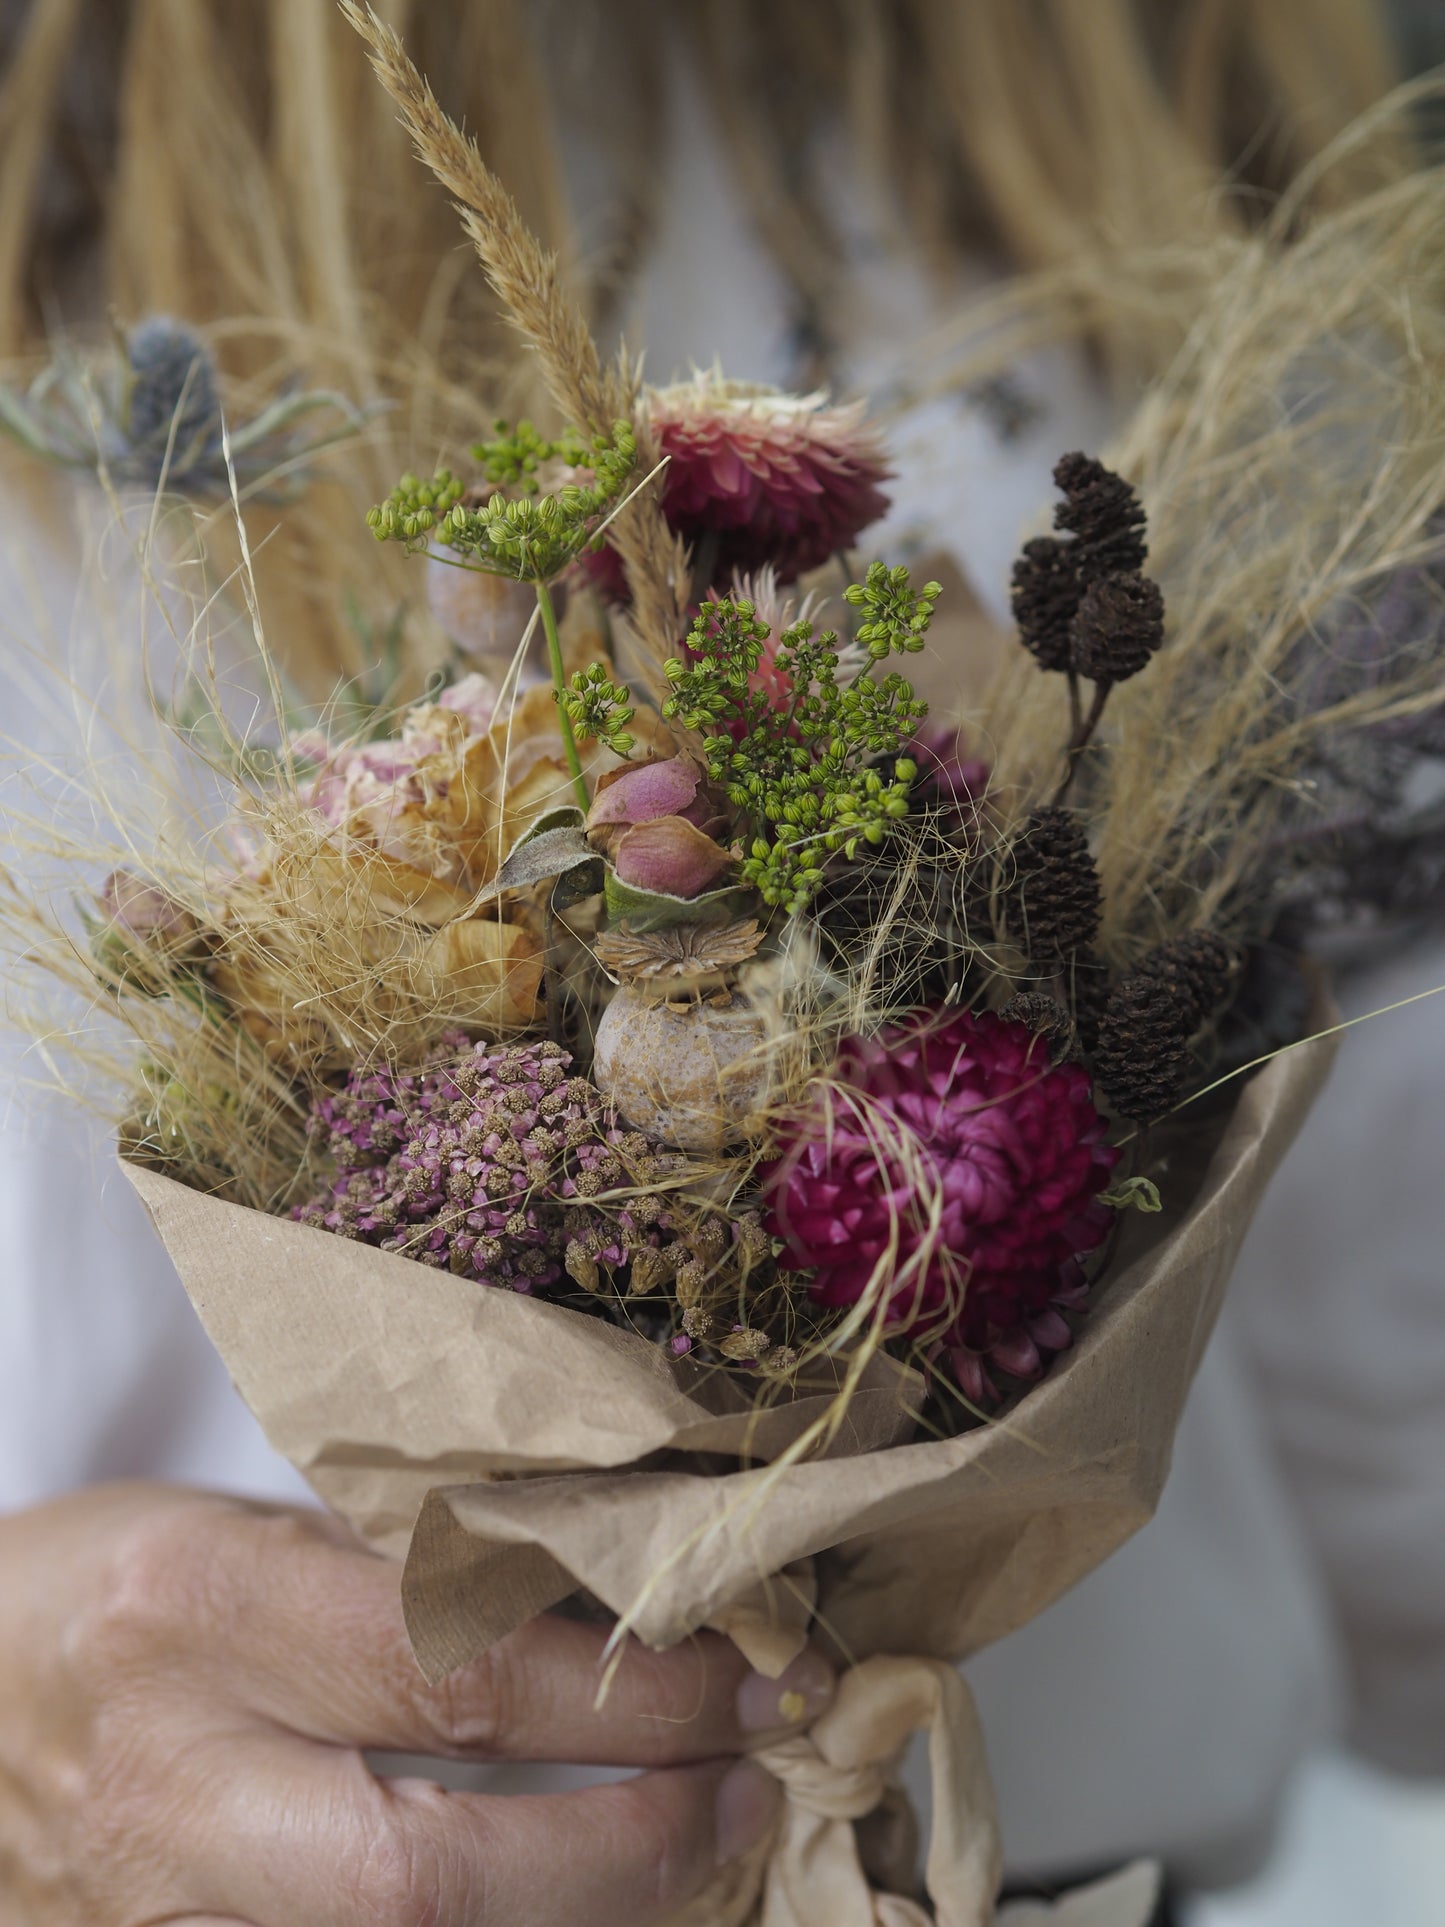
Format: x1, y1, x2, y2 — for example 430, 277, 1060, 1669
536, 576, 590, 811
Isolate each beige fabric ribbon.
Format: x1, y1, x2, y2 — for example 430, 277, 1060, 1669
752, 1655, 1001, 1927
670, 1656, 1160, 1927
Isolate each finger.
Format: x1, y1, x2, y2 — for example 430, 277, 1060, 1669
188, 1733, 780, 1927
218, 1513, 832, 1762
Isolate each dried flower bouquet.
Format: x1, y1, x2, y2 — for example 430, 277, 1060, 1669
7, 13, 1445, 1926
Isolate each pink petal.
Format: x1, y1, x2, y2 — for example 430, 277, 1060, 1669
611, 817, 735, 898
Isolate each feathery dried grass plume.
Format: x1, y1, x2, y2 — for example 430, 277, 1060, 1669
339, 0, 688, 692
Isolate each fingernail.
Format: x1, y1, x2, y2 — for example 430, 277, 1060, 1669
715, 1759, 782, 1865
736, 1650, 835, 1732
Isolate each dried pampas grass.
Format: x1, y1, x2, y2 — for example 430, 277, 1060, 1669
977, 88, 1445, 964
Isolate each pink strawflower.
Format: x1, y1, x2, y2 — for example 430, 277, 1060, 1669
730, 565, 866, 714
764, 1008, 1119, 1403
580, 376, 891, 603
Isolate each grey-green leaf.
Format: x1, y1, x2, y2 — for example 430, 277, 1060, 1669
471, 812, 594, 905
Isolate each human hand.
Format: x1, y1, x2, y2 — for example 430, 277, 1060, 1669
0, 1483, 833, 1924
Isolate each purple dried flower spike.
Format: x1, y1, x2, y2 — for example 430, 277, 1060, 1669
295, 1031, 677, 1293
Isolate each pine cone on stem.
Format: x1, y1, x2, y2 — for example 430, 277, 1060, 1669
1010, 535, 1079, 673
1135, 930, 1237, 1028
1010, 807, 1102, 960
1070, 572, 1165, 685
1092, 972, 1199, 1122
998, 991, 1078, 1060
1053, 451, 1149, 582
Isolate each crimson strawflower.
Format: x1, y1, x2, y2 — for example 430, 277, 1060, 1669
764, 1008, 1119, 1404
580, 376, 891, 603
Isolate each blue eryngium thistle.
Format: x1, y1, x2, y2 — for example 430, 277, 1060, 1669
0, 316, 367, 499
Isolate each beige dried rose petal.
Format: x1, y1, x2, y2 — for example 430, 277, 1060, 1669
274, 844, 479, 927
416, 917, 544, 1028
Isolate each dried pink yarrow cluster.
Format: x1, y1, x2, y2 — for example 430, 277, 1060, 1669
764, 1008, 1120, 1404
296, 1032, 679, 1293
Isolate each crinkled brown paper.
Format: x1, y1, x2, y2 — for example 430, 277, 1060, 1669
124, 1020, 1334, 1925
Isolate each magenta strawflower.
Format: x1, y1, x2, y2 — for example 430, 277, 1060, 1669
764, 1008, 1119, 1403
580, 377, 891, 603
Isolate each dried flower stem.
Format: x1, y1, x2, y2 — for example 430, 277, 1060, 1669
535, 578, 589, 808
1054, 682, 1110, 804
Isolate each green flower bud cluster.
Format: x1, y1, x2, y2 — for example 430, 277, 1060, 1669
843, 561, 942, 660
365, 469, 466, 545
660, 601, 771, 730
366, 421, 637, 585
659, 568, 935, 915
559, 662, 636, 757
471, 418, 589, 493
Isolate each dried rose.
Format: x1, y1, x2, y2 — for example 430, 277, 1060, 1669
586, 753, 735, 900
611, 817, 736, 899
99, 870, 200, 949
587, 754, 730, 847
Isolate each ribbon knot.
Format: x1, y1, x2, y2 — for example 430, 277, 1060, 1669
671, 1655, 1161, 1927
749, 1654, 1003, 1927
754, 1729, 889, 1824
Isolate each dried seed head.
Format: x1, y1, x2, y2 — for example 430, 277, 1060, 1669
594, 918, 764, 983
719, 1327, 772, 1361
691, 1216, 729, 1262
675, 1258, 709, 1309
1010, 534, 1078, 673
735, 1212, 771, 1271
681, 1305, 714, 1339
1053, 452, 1148, 582
1070, 572, 1165, 685
565, 1241, 601, 1292
628, 1246, 676, 1296
1011, 807, 1102, 959
761, 1344, 800, 1375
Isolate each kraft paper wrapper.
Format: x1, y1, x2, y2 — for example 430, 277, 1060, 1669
121, 1166, 923, 1561
390, 1025, 1335, 1675
123, 1019, 1334, 1926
